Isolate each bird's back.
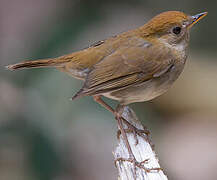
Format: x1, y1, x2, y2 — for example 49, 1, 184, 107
57, 29, 143, 79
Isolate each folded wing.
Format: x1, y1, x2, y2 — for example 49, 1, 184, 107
72, 37, 174, 99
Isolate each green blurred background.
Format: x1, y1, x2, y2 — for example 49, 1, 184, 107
1, 0, 217, 179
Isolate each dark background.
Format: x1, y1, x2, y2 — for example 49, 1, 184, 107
1, 0, 217, 179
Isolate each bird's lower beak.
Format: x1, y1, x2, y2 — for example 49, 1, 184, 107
188, 12, 208, 28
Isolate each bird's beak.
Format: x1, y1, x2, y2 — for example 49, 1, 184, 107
187, 12, 208, 28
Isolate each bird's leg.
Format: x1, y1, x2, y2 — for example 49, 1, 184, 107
114, 105, 162, 173
93, 95, 151, 145
115, 104, 152, 145
115, 104, 139, 143
93, 95, 114, 114
93, 95, 160, 174
115, 109, 139, 178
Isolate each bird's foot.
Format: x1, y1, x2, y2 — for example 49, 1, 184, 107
115, 112, 152, 146
115, 157, 162, 174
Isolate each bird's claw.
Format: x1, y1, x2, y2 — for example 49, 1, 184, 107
115, 157, 162, 173
116, 116, 151, 146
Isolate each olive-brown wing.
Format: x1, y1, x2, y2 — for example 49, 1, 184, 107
73, 39, 173, 98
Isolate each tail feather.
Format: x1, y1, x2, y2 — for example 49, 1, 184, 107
6, 58, 70, 71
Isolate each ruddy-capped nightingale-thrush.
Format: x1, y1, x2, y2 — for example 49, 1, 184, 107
6, 11, 207, 172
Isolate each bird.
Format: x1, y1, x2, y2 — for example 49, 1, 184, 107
6, 11, 207, 171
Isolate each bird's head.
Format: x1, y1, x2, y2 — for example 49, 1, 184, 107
141, 11, 207, 50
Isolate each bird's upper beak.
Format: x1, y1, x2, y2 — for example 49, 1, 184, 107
187, 12, 208, 28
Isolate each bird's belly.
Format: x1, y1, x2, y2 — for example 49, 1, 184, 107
103, 64, 184, 105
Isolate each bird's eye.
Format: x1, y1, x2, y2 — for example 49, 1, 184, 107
172, 26, 182, 35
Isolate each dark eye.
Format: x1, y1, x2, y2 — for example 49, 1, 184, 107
172, 26, 181, 35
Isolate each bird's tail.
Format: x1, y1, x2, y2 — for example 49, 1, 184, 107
6, 57, 70, 71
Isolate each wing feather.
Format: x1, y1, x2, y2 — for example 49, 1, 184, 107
75, 37, 174, 97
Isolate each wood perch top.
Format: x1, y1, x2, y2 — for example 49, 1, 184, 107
113, 106, 168, 180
